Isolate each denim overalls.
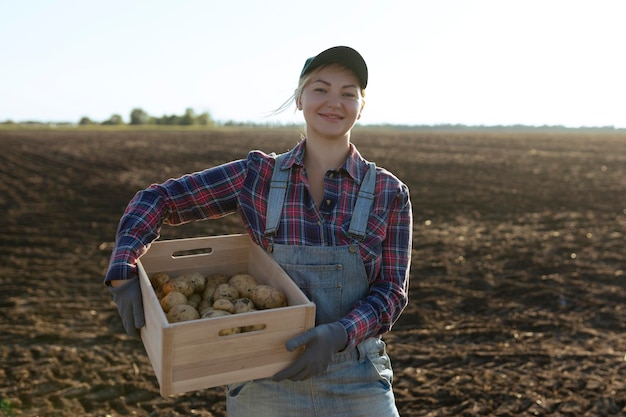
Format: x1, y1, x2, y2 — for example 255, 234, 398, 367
226, 153, 400, 417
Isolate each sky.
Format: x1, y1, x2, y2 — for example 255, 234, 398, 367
1, 0, 625, 128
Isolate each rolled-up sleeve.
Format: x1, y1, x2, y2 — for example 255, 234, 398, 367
104, 158, 251, 284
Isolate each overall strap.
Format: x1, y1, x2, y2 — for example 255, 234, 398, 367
264, 152, 290, 250
265, 156, 376, 252
347, 162, 377, 241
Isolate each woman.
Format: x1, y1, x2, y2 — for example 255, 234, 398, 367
106, 46, 412, 416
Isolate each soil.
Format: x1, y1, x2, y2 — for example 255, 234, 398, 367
1, 127, 625, 416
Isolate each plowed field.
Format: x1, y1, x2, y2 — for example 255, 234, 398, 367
1, 127, 625, 416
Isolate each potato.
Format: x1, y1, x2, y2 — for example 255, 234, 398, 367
201, 308, 230, 319
242, 323, 266, 332
166, 304, 199, 323
213, 283, 239, 301
200, 309, 240, 335
213, 298, 236, 314
251, 285, 287, 309
177, 272, 206, 294
232, 297, 256, 314
219, 326, 241, 336
156, 287, 166, 300
150, 272, 171, 290
198, 299, 214, 316
161, 272, 206, 298
187, 293, 202, 309
203, 273, 230, 301
229, 273, 259, 298
160, 291, 188, 312
161, 278, 195, 298
237, 298, 264, 332
206, 273, 230, 287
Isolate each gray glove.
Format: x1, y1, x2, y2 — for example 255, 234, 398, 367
109, 276, 145, 338
272, 322, 348, 381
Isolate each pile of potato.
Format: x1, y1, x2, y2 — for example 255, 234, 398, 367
149, 271, 287, 334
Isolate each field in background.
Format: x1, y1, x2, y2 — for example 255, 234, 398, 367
1, 127, 625, 416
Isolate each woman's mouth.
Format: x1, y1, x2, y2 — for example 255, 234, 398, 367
319, 112, 344, 121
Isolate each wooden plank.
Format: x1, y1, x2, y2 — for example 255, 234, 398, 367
141, 234, 250, 275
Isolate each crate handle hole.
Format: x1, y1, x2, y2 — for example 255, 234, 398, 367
218, 324, 267, 337
171, 247, 213, 258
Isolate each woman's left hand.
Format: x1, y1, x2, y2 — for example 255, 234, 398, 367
272, 322, 348, 381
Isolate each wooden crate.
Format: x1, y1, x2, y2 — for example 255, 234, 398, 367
137, 234, 316, 397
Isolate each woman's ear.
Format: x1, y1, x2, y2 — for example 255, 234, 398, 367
357, 100, 365, 120
293, 88, 302, 111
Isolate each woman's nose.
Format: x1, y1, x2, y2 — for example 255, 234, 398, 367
325, 93, 341, 108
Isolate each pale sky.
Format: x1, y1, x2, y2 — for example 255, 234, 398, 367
1, 0, 625, 127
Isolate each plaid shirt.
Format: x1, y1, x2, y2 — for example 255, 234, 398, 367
106, 139, 412, 347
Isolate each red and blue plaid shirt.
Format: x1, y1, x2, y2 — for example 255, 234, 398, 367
106, 139, 412, 347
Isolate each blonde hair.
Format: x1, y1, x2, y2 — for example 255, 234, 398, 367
270, 64, 366, 117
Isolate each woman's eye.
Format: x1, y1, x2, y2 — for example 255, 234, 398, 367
314, 88, 327, 93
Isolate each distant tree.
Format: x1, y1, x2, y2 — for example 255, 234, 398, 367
102, 114, 124, 125
195, 112, 214, 126
87, 108, 214, 127
180, 108, 195, 126
79, 116, 95, 125
130, 108, 149, 125
156, 114, 180, 125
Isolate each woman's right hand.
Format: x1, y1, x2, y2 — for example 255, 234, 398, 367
108, 276, 145, 337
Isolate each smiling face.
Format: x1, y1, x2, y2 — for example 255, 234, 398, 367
297, 64, 365, 143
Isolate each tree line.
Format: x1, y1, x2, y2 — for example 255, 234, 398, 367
78, 108, 214, 126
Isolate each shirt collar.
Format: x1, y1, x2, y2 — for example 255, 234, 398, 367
282, 139, 369, 185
